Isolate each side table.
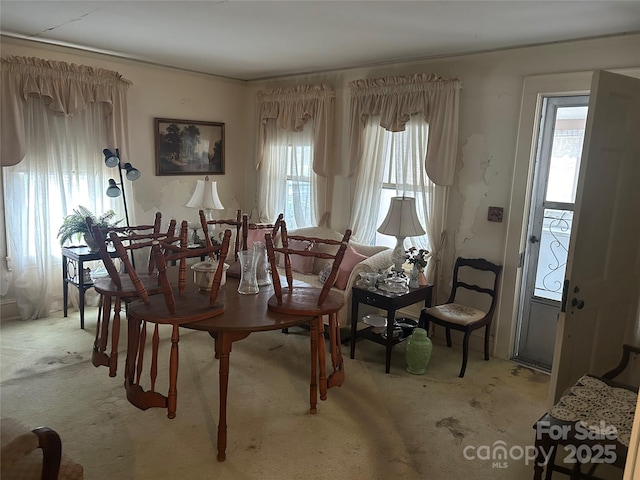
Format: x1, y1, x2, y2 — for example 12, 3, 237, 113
350, 283, 432, 373
62, 246, 118, 329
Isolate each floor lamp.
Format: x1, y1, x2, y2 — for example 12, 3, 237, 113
103, 148, 140, 229
104, 148, 140, 266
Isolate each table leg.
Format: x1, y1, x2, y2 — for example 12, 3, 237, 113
63, 256, 69, 318
78, 258, 85, 329
215, 333, 230, 462
384, 309, 397, 374
213, 331, 249, 462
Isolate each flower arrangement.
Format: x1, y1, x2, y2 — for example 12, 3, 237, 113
405, 247, 429, 271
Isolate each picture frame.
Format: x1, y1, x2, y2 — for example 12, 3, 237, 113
155, 118, 225, 176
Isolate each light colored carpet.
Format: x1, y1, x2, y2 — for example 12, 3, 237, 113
1, 307, 551, 479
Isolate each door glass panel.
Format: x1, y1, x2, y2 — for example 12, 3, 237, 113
545, 106, 587, 203
534, 209, 574, 301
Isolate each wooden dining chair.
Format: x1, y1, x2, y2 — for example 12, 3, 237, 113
199, 209, 243, 274
113, 221, 231, 419
241, 213, 284, 250
265, 222, 351, 399
88, 213, 177, 377
0, 417, 84, 480
418, 257, 502, 378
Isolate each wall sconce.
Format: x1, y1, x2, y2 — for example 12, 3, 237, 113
103, 148, 140, 228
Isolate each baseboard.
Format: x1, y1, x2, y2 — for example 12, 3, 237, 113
0, 298, 20, 322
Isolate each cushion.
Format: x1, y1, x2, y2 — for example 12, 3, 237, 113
312, 242, 340, 274
424, 303, 486, 325
246, 228, 267, 247
334, 246, 368, 290
279, 239, 315, 274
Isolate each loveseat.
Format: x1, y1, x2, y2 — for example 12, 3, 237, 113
282, 226, 392, 327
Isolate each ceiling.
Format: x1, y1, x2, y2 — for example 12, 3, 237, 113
1, 1, 639, 81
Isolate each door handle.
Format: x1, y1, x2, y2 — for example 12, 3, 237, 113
529, 235, 539, 244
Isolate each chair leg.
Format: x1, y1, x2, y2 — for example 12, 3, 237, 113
446, 327, 452, 347
109, 296, 122, 377
92, 294, 110, 368
327, 313, 344, 389
167, 324, 179, 419
484, 325, 490, 361
317, 317, 327, 401
459, 332, 470, 378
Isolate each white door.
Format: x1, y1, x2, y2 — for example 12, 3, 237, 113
549, 70, 640, 403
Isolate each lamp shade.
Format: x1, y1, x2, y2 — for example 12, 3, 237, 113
377, 196, 425, 237
185, 179, 224, 210
106, 179, 121, 198
103, 148, 120, 168
123, 163, 141, 181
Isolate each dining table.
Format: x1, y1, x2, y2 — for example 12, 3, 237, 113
181, 276, 324, 461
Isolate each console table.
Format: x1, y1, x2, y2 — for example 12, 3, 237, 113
62, 246, 118, 329
350, 283, 432, 373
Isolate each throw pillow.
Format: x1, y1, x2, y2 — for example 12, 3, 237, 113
246, 228, 267, 247
279, 239, 315, 274
334, 246, 368, 290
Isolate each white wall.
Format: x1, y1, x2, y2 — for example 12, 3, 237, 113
0, 37, 250, 228
2, 34, 638, 360
246, 33, 640, 358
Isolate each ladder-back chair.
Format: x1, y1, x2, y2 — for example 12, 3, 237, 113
199, 209, 243, 272
113, 221, 231, 418
265, 222, 351, 399
89, 213, 176, 377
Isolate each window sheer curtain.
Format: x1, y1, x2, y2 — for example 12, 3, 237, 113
348, 74, 461, 285
260, 120, 318, 229
1, 56, 131, 319
255, 84, 334, 226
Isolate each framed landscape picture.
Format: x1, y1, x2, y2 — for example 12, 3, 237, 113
155, 118, 225, 175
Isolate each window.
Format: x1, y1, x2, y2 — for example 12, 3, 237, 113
258, 119, 317, 228
352, 115, 431, 251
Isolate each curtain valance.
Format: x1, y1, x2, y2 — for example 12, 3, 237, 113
256, 83, 334, 177
348, 73, 461, 185
1, 56, 132, 166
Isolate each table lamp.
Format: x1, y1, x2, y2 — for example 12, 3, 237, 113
377, 196, 425, 277
186, 176, 224, 243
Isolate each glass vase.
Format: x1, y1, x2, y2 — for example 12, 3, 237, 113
253, 241, 272, 286
408, 264, 420, 288
237, 250, 259, 295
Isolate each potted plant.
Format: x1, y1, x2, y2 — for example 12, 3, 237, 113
57, 205, 121, 251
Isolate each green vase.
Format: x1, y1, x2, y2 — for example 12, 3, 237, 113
405, 328, 432, 374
